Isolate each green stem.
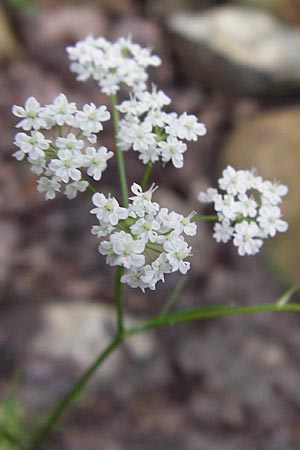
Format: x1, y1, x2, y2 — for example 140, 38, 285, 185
192, 214, 218, 222
159, 276, 187, 317
115, 266, 124, 334
126, 302, 300, 336
110, 94, 128, 207
141, 162, 153, 190
26, 335, 123, 449
87, 183, 97, 194
25, 296, 300, 448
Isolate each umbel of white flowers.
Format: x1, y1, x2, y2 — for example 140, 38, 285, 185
91, 182, 197, 291
199, 166, 288, 256
12, 35, 288, 290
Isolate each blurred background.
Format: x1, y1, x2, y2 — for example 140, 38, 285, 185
1, 0, 300, 449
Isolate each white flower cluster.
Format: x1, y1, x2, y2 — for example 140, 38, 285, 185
117, 85, 207, 167
12, 94, 113, 199
67, 35, 161, 95
198, 166, 288, 256
91, 183, 197, 291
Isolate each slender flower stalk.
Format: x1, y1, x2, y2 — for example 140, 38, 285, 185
26, 335, 123, 449
115, 266, 124, 334
192, 214, 218, 222
141, 162, 153, 190
110, 94, 128, 207
25, 294, 300, 449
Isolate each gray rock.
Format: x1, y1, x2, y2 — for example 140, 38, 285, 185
167, 6, 300, 96
231, 0, 300, 25
22, 302, 170, 410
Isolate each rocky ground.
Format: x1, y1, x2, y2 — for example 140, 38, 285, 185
1, 1, 300, 449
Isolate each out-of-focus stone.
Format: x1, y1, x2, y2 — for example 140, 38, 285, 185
146, 0, 212, 16
0, 5, 20, 62
167, 6, 300, 96
221, 107, 300, 281
232, 0, 300, 25
23, 302, 165, 409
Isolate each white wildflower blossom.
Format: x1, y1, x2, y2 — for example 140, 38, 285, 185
258, 205, 288, 237
12, 93, 113, 200
117, 86, 206, 168
159, 137, 187, 169
76, 103, 110, 134
260, 180, 289, 205
163, 236, 192, 274
37, 176, 61, 200
91, 184, 195, 290
83, 146, 113, 181
233, 221, 263, 256
64, 180, 89, 199
56, 133, 84, 152
198, 166, 288, 255
49, 149, 83, 183
166, 112, 206, 141
91, 193, 128, 225
100, 231, 145, 269
13, 131, 50, 160
67, 35, 161, 95
12, 96, 47, 131
44, 93, 77, 127
213, 219, 234, 243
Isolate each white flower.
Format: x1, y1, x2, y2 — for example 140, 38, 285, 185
141, 253, 172, 286
214, 194, 237, 220
14, 131, 50, 160
145, 109, 170, 128
198, 166, 288, 256
130, 215, 160, 243
166, 112, 206, 141
45, 93, 77, 127
56, 133, 84, 152
258, 205, 288, 237
236, 194, 257, 218
260, 180, 288, 205
163, 236, 191, 274
233, 221, 263, 256
137, 87, 171, 110
213, 219, 234, 243
37, 176, 61, 200
181, 212, 197, 236
100, 231, 145, 269
120, 120, 156, 152
121, 268, 150, 292
92, 223, 115, 238
137, 144, 161, 165
159, 137, 187, 168
64, 180, 89, 199
218, 166, 249, 195
67, 35, 161, 95
28, 156, 46, 175
12, 97, 47, 130
83, 146, 113, 181
91, 193, 128, 225
76, 103, 110, 134
129, 183, 159, 217
117, 95, 148, 116
197, 188, 218, 203
49, 149, 83, 183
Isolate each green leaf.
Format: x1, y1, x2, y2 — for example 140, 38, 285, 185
276, 282, 300, 307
